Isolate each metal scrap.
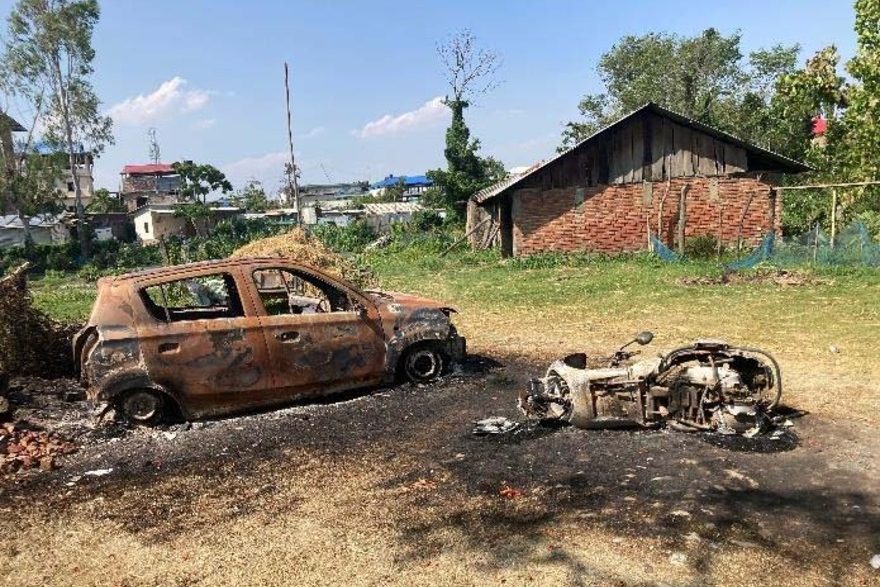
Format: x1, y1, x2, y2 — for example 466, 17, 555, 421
519, 332, 785, 436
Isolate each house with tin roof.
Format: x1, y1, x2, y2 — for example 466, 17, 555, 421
369, 174, 433, 201
467, 103, 809, 257
120, 163, 181, 211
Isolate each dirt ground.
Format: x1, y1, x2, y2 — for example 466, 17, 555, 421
0, 351, 877, 586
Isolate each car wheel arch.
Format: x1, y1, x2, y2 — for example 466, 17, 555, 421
96, 371, 189, 420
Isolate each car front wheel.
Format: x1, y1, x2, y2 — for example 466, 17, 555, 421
402, 344, 445, 383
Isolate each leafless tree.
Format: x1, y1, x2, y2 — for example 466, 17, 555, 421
437, 30, 502, 104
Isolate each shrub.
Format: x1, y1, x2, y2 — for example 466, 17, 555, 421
684, 235, 722, 259
310, 220, 377, 254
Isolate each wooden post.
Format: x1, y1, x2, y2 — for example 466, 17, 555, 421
440, 218, 489, 257
656, 180, 671, 245
284, 62, 301, 225
676, 186, 688, 255
716, 196, 724, 260
830, 188, 838, 249
813, 222, 820, 263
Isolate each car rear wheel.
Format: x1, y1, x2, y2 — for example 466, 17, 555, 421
119, 389, 165, 425
402, 344, 445, 383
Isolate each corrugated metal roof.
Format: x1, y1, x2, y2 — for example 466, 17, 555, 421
0, 113, 26, 132
0, 213, 66, 228
362, 202, 424, 215
473, 102, 811, 204
370, 174, 432, 189
122, 163, 176, 175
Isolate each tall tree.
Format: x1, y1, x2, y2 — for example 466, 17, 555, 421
427, 30, 506, 217
770, 1, 880, 235
561, 29, 802, 156
86, 186, 124, 213
231, 179, 269, 212
5, 0, 113, 258
172, 160, 233, 236
0, 71, 65, 243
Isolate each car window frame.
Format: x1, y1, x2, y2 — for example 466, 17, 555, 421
135, 269, 248, 324
247, 264, 373, 318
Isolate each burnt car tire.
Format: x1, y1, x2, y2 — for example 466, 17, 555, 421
119, 389, 165, 425
401, 344, 446, 383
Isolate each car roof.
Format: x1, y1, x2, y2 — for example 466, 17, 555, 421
109, 257, 324, 282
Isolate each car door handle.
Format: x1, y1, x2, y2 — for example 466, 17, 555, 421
158, 342, 179, 354
276, 331, 300, 343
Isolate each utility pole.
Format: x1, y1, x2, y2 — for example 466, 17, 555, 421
284, 62, 301, 225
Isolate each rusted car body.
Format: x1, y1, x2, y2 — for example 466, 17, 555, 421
519, 332, 782, 434
73, 258, 465, 423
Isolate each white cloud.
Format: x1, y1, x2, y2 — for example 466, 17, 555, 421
357, 96, 449, 138
193, 118, 217, 130
108, 77, 213, 125
223, 151, 289, 187
302, 126, 325, 139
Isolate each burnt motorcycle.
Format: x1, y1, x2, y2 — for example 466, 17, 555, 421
519, 332, 782, 433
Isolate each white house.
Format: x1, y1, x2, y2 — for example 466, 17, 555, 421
132, 204, 242, 243
362, 202, 430, 232
0, 213, 70, 248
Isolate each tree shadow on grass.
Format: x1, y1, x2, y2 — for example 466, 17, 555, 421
387, 425, 879, 584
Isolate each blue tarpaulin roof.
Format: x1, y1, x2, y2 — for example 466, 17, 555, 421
370, 174, 432, 189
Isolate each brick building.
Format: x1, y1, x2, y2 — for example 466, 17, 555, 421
119, 163, 181, 212
467, 103, 809, 257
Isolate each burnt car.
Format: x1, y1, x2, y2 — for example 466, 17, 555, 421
519, 332, 782, 433
73, 258, 465, 423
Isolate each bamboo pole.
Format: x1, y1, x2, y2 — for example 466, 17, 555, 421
440, 217, 489, 257
772, 180, 880, 191
676, 186, 688, 255
656, 179, 671, 245
830, 188, 838, 249
284, 62, 301, 225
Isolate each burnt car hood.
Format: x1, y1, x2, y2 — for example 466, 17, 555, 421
366, 290, 456, 314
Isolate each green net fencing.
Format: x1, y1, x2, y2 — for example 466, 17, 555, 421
651, 221, 880, 269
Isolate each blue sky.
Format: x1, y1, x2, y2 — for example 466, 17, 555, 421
1, 1, 861, 194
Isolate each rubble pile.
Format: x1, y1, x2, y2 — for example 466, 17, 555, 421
0, 264, 79, 379
230, 227, 375, 286
0, 422, 77, 473
678, 268, 822, 287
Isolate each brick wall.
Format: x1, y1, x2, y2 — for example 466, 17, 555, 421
511, 176, 780, 256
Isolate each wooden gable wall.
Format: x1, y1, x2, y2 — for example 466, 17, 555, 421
518, 111, 748, 191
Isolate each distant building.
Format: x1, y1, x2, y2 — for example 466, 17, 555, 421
369, 175, 432, 201
88, 212, 132, 242
120, 163, 181, 212
362, 202, 427, 232
49, 149, 95, 212
0, 213, 70, 247
1, 123, 95, 214
132, 204, 241, 243
301, 205, 362, 227
298, 182, 368, 208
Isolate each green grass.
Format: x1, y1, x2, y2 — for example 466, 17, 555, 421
29, 273, 97, 323
363, 247, 880, 422
26, 249, 880, 421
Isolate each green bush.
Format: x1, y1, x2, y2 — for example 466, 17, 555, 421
684, 235, 722, 259
310, 220, 376, 254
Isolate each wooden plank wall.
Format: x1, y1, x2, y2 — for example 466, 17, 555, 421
518, 111, 748, 191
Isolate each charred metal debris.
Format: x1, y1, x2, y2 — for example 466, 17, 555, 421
515, 332, 792, 438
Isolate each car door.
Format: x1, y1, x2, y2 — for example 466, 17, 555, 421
134, 268, 275, 417
248, 265, 387, 399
